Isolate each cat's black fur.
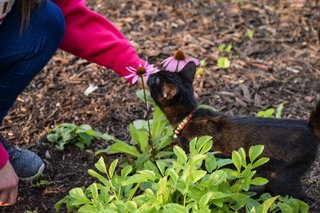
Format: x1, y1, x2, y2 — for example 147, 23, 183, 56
147, 62, 320, 199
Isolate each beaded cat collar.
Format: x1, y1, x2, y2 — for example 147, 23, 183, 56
173, 109, 197, 139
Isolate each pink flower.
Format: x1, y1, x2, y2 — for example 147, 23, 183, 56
125, 62, 160, 84
161, 50, 200, 72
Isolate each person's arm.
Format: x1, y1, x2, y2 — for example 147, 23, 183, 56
52, 0, 145, 84
0, 144, 8, 169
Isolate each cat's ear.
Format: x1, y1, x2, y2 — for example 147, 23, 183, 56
162, 82, 177, 100
180, 62, 197, 83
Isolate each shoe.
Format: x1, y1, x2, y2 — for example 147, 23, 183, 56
0, 135, 45, 181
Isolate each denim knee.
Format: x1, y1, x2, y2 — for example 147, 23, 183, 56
31, 0, 66, 54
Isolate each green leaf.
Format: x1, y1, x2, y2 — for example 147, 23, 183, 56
232, 150, 242, 172
217, 57, 231, 69
225, 44, 233, 53
120, 165, 132, 178
88, 183, 99, 200
297, 200, 309, 213
133, 119, 148, 130
69, 188, 91, 205
251, 157, 269, 169
216, 158, 233, 168
163, 203, 188, 213
245, 30, 254, 40
209, 170, 227, 186
277, 202, 293, 213
276, 103, 285, 118
88, 169, 110, 187
166, 168, 179, 184
156, 160, 167, 176
190, 170, 207, 184
249, 145, 265, 163
259, 196, 279, 213
238, 147, 247, 167
199, 192, 213, 208
47, 133, 59, 143
95, 157, 107, 174
251, 177, 269, 186
122, 170, 155, 185
108, 159, 118, 179
257, 108, 275, 118
129, 123, 149, 152
173, 146, 187, 164
100, 141, 140, 158
196, 136, 213, 154
205, 152, 217, 173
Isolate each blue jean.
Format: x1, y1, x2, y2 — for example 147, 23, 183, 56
0, 0, 65, 123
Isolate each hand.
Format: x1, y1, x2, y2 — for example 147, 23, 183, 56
0, 161, 19, 206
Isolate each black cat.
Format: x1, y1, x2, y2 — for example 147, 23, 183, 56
147, 62, 320, 199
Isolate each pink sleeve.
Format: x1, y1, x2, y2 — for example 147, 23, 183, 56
0, 143, 8, 169
52, 0, 145, 84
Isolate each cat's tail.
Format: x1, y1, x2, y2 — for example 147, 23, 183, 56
308, 97, 320, 140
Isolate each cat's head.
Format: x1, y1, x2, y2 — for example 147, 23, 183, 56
147, 62, 198, 110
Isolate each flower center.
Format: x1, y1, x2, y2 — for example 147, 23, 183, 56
136, 66, 146, 76
174, 50, 186, 60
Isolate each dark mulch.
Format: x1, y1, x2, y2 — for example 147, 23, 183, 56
1, 0, 320, 212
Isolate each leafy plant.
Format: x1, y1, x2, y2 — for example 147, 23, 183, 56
196, 59, 207, 76
47, 123, 111, 150
245, 30, 255, 40
217, 44, 233, 69
96, 90, 174, 170
55, 137, 308, 213
256, 103, 285, 118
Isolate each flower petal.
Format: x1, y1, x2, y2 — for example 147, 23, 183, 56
177, 61, 187, 72
186, 57, 200, 67
165, 60, 179, 72
124, 73, 136, 79
131, 75, 139, 84
126, 66, 137, 73
161, 57, 174, 68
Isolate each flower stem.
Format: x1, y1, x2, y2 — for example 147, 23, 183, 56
140, 76, 155, 160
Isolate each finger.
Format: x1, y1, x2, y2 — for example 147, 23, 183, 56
8, 187, 18, 205
0, 191, 9, 206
